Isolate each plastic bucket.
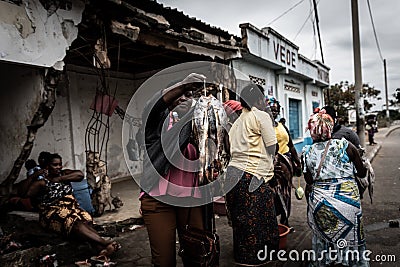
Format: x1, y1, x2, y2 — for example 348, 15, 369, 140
71, 179, 95, 214
278, 224, 290, 250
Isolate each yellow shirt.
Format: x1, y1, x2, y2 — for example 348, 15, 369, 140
228, 107, 277, 182
275, 122, 290, 154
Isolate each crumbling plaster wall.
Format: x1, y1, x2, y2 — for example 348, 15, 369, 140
55, 67, 150, 180
0, 63, 44, 182
0, 0, 85, 70
0, 0, 85, 183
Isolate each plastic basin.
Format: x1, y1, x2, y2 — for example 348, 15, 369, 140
278, 224, 290, 250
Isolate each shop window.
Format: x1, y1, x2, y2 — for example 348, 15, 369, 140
288, 99, 302, 139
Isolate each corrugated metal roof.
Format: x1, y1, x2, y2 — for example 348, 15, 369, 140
125, 0, 240, 41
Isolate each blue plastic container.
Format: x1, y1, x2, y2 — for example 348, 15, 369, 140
71, 179, 95, 214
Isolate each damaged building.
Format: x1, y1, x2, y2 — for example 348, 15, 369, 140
0, 0, 241, 192
0, 0, 328, 191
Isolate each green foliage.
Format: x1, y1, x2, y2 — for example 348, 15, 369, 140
378, 109, 400, 121
393, 88, 400, 104
324, 82, 381, 124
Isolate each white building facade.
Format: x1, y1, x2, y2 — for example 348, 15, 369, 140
233, 23, 330, 150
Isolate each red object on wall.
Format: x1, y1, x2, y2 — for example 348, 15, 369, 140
90, 93, 118, 116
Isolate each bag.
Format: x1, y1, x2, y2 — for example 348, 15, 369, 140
126, 138, 139, 161
178, 225, 220, 267
126, 123, 140, 161
294, 171, 304, 200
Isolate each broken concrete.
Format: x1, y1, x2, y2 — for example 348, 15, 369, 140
0, 0, 85, 70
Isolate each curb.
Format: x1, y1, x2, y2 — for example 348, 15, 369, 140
367, 144, 381, 163
368, 125, 400, 163
384, 125, 400, 137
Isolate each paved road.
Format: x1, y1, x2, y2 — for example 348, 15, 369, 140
361, 127, 400, 266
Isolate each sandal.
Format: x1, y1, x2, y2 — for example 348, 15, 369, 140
75, 259, 92, 266
90, 254, 109, 264
103, 261, 117, 266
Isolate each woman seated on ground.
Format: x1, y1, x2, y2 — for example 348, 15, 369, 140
26, 153, 120, 261
302, 110, 368, 267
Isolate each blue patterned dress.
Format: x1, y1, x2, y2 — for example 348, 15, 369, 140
302, 138, 369, 267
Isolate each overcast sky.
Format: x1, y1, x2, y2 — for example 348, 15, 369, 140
158, 0, 399, 111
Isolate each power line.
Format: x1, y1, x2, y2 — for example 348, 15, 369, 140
366, 0, 384, 62
293, 0, 320, 41
267, 0, 306, 26
293, 4, 313, 41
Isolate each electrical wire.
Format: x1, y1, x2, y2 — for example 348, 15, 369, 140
366, 0, 384, 62
267, 0, 306, 25
293, 0, 319, 41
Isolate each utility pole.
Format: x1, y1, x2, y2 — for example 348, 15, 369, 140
351, 0, 365, 147
313, 0, 325, 63
384, 59, 390, 125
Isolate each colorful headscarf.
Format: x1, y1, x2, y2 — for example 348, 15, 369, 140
307, 109, 334, 141
266, 97, 280, 108
223, 100, 242, 116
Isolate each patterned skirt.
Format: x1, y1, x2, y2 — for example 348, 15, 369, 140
225, 166, 279, 265
39, 194, 93, 237
308, 178, 369, 267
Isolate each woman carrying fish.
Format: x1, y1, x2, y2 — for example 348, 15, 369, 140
139, 73, 208, 267
225, 84, 279, 265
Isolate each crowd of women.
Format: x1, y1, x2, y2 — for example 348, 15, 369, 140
3, 72, 370, 267
140, 73, 370, 267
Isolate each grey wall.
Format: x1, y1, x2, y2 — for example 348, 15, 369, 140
0, 62, 43, 182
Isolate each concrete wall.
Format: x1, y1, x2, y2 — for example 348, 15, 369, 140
53, 66, 149, 179
0, 0, 85, 70
0, 62, 158, 183
231, 59, 326, 152
0, 62, 44, 182
240, 23, 329, 86
232, 60, 276, 97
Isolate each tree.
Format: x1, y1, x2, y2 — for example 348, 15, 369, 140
324, 81, 381, 124
394, 88, 400, 104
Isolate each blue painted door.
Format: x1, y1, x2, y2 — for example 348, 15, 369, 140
289, 99, 301, 139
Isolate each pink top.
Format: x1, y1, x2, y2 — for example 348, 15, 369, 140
140, 113, 201, 198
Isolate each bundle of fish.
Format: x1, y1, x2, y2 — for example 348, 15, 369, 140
193, 95, 230, 184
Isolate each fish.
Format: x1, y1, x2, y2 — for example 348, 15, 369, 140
193, 95, 229, 184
